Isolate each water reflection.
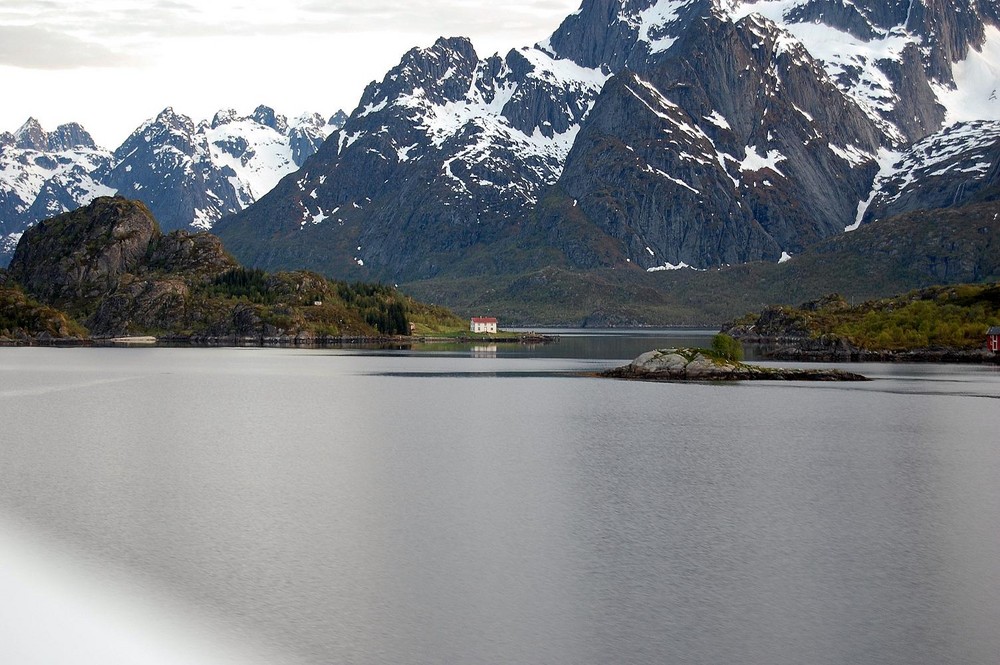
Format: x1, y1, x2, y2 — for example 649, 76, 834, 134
1, 345, 998, 664
470, 345, 497, 358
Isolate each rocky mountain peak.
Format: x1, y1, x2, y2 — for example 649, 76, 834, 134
47, 123, 97, 151
252, 105, 289, 133
328, 110, 349, 129
7, 196, 160, 309
14, 118, 48, 151
358, 36, 480, 111
9, 118, 98, 152
211, 109, 240, 128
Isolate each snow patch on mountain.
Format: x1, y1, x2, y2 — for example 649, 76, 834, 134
0, 146, 112, 215
205, 118, 297, 205
625, 0, 689, 54
727, 1, 930, 141
849, 120, 1000, 230
2, 232, 23, 256
932, 25, 1000, 123
740, 145, 787, 175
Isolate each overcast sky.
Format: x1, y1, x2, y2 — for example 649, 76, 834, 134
0, 0, 582, 147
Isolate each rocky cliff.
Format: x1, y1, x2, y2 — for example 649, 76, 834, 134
215, 0, 1000, 285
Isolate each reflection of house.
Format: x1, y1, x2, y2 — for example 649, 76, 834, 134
988, 326, 1000, 353
471, 317, 498, 334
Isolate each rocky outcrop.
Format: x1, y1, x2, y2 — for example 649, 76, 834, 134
601, 347, 869, 380
4, 196, 443, 340
7, 196, 160, 310
7, 196, 239, 335
0, 284, 88, 343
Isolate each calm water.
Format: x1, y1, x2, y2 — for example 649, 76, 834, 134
1, 333, 999, 665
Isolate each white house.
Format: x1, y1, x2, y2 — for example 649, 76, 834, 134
470, 316, 498, 334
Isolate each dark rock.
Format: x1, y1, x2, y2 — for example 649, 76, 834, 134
7, 196, 159, 310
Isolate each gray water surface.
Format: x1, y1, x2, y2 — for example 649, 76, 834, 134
1, 342, 999, 664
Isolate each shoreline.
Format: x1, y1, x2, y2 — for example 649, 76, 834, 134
0, 331, 558, 349
738, 336, 1000, 365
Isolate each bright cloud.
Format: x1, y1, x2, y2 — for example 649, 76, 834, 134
0, 0, 581, 146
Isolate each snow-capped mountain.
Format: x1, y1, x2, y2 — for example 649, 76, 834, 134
0, 119, 114, 259
215, 0, 1000, 282
856, 120, 1000, 226
1, 107, 343, 264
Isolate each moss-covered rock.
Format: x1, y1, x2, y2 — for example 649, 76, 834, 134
0, 285, 88, 342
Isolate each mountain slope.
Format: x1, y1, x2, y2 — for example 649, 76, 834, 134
0, 107, 342, 265
0, 119, 113, 259
217, 37, 611, 279
215, 0, 1000, 285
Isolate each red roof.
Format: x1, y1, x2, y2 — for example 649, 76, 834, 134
471, 317, 498, 323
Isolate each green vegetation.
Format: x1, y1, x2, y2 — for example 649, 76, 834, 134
733, 283, 1000, 351
710, 333, 744, 361
0, 286, 88, 339
182, 269, 467, 338
205, 267, 275, 304
832, 285, 1000, 350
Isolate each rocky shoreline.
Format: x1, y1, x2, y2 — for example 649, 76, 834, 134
601, 348, 869, 382
739, 335, 1000, 364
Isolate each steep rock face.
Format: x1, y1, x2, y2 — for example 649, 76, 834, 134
215, 0, 1000, 283
7, 197, 160, 309
7, 195, 240, 336
554, 11, 884, 268
106, 107, 245, 232
860, 120, 1000, 225
216, 36, 610, 279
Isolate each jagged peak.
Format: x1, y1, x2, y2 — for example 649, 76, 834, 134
357, 35, 482, 112
211, 109, 240, 128
147, 107, 198, 134
14, 117, 47, 151
49, 122, 97, 150
15, 116, 43, 134
252, 105, 288, 133
328, 110, 348, 129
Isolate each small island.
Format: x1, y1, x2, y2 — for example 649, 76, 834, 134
601, 347, 869, 382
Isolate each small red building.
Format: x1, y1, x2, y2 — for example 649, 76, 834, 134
988, 326, 1000, 353
471, 317, 498, 334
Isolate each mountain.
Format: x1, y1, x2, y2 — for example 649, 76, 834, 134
0, 118, 114, 259
215, 0, 1000, 286
0, 107, 343, 265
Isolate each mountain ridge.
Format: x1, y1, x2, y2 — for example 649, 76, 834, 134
0, 106, 345, 265
214, 0, 1000, 287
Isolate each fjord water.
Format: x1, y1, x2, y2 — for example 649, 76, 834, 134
1, 333, 999, 665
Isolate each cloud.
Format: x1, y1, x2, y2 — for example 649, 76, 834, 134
0, 25, 138, 69
1, 1, 580, 50
295, 0, 577, 37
